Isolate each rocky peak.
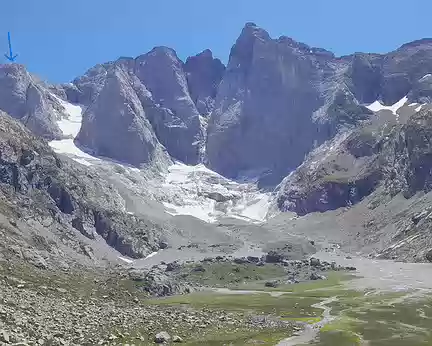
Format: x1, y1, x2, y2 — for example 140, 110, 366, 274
240, 22, 271, 40
135, 47, 196, 117
0, 64, 64, 139
206, 24, 345, 183
76, 65, 169, 167
73, 45, 204, 166
184, 49, 225, 115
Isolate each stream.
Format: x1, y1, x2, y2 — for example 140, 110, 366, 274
215, 251, 432, 345
276, 296, 338, 346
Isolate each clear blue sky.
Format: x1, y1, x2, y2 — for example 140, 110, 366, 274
1, 0, 431, 83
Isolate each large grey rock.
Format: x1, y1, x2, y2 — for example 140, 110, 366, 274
184, 49, 225, 115
206, 23, 369, 184
408, 74, 432, 104
154, 331, 171, 344
207, 24, 432, 186
342, 39, 432, 105
134, 47, 204, 164
274, 105, 432, 215
72, 63, 110, 105
0, 64, 63, 139
76, 65, 169, 167
72, 48, 206, 165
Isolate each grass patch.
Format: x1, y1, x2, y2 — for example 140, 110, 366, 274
149, 291, 323, 319
232, 271, 357, 295
314, 293, 432, 346
182, 327, 291, 346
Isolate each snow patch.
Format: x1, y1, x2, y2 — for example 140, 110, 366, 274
118, 256, 134, 264
48, 95, 101, 166
164, 201, 217, 223
237, 194, 271, 221
366, 96, 408, 115
420, 74, 432, 81
145, 251, 159, 259
415, 104, 424, 112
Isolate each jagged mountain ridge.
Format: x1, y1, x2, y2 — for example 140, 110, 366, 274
0, 24, 431, 228
66, 23, 432, 188
0, 23, 432, 264
2, 23, 432, 184
72, 47, 224, 166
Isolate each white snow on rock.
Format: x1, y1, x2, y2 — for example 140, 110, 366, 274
47, 95, 271, 225
145, 251, 159, 259
415, 104, 424, 112
49, 95, 100, 166
366, 96, 408, 115
420, 74, 432, 81
407, 103, 425, 113
118, 256, 134, 264
161, 162, 271, 223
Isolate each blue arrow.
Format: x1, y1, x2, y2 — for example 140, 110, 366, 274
4, 32, 18, 62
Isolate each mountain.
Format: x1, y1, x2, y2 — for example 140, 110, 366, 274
207, 23, 432, 186
3, 21, 432, 345
73, 47, 207, 166
0, 23, 431, 268
184, 49, 225, 115
75, 65, 170, 167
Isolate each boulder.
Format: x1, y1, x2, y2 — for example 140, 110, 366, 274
154, 331, 171, 344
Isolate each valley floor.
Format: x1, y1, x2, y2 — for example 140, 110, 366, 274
2, 252, 432, 345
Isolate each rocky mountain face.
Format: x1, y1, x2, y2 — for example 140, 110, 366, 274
0, 110, 171, 271
207, 24, 432, 186
5, 24, 432, 190
274, 102, 432, 215
72, 48, 210, 166
75, 65, 169, 167
0, 23, 432, 266
184, 49, 225, 115
0, 64, 66, 139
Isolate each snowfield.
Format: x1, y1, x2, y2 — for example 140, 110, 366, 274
48, 95, 272, 224
49, 96, 100, 166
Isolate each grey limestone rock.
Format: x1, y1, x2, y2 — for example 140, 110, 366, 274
0, 64, 63, 139
184, 49, 225, 115
206, 24, 432, 186
76, 65, 169, 167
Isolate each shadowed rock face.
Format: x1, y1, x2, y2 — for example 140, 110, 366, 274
206, 23, 368, 182
0, 64, 64, 139
206, 24, 432, 185
0, 110, 167, 261
274, 105, 432, 215
342, 39, 432, 105
134, 47, 204, 164
67, 24, 432, 188
184, 49, 225, 115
